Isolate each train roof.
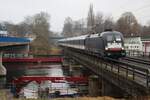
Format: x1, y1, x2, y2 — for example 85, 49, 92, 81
88, 33, 100, 38
58, 35, 88, 42
58, 31, 123, 42
87, 31, 122, 38
101, 31, 122, 35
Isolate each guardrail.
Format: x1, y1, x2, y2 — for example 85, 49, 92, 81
107, 57, 149, 88
65, 49, 150, 95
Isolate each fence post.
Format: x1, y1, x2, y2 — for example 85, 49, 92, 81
117, 65, 120, 80
105, 63, 107, 69
132, 69, 135, 80
126, 66, 128, 79
146, 70, 149, 88
111, 64, 113, 71
143, 52, 144, 57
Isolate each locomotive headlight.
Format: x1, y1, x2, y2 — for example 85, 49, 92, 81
105, 47, 108, 50
122, 47, 124, 50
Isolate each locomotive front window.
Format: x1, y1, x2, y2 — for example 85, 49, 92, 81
107, 35, 113, 41
115, 35, 121, 41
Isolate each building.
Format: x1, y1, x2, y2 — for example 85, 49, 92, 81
141, 36, 150, 54
124, 36, 150, 56
124, 36, 142, 51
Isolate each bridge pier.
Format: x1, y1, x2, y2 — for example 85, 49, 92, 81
0, 52, 6, 76
0, 52, 6, 88
62, 57, 83, 76
62, 55, 126, 97
101, 80, 125, 97
88, 75, 101, 96
88, 75, 126, 97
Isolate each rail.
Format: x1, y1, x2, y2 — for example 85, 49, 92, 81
65, 49, 150, 94
126, 50, 150, 57
107, 57, 149, 87
122, 56, 150, 66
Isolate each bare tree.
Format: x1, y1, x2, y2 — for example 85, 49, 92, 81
62, 17, 88, 37
22, 12, 51, 54
116, 12, 140, 36
62, 17, 73, 37
87, 4, 95, 32
103, 16, 114, 30
140, 25, 150, 36
95, 12, 104, 33
72, 19, 87, 36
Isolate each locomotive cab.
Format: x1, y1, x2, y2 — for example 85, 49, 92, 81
102, 31, 126, 58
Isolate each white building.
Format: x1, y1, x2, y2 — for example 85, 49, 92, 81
124, 36, 150, 56
124, 36, 143, 51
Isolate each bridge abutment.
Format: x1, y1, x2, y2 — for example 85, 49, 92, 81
0, 52, 6, 88
88, 75, 125, 97
88, 75, 101, 96
0, 52, 6, 76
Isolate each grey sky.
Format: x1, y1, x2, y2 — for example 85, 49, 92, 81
0, 0, 150, 32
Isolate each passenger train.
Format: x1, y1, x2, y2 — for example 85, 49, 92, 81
58, 30, 126, 58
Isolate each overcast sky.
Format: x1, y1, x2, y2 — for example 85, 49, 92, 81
0, 0, 150, 32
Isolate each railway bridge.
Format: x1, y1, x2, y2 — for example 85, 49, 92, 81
0, 36, 31, 76
62, 47, 150, 96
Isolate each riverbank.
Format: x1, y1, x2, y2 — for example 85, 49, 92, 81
0, 89, 13, 100
0, 90, 118, 100
0, 90, 122, 100
51, 97, 123, 100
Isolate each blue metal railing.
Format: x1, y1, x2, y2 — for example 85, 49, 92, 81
0, 36, 30, 42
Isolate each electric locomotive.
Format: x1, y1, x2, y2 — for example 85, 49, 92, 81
58, 30, 126, 58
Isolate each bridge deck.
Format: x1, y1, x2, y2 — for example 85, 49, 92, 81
0, 36, 31, 47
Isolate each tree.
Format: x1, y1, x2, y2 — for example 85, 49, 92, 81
95, 12, 104, 33
3, 22, 16, 36
116, 12, 140, 36
72, 19, 86, 36
87, 4, 95, 32
138, 21, 150, 36
22, 12, 51, 54
62, 17, 73, 37
103, 16, 114, 31
62, 17, 87, 37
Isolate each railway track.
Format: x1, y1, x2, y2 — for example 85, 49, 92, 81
121, 56, 150, 66
118, 56, 150, 77
64, 48, 150, 95
105, 57, 149, 88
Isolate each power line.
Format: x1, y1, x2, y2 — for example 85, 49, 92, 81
133, 4, 150, 13
114, 0, 150, 18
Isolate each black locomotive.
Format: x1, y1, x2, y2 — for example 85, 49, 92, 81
58, 31, 126, 58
